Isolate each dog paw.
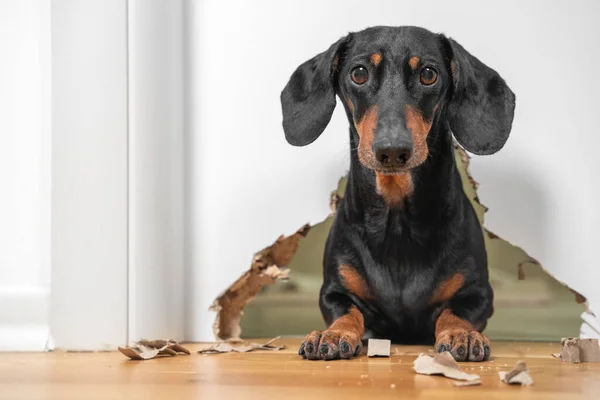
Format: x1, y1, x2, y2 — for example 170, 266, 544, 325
298, 329, 362, 360
435, 329, 490, 362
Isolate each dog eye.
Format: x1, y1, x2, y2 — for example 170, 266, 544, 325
419, 67, 438, 86
350, 66, 369, 85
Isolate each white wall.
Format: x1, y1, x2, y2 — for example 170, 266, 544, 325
187, 0, 600, 341
0, 0, 51, 351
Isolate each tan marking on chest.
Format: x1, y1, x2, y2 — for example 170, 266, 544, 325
375, 173, 414, 206
429, 273, 465, 305
339, 264, 372, 300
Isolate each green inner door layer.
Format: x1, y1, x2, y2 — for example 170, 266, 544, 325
239, 147, 582, 341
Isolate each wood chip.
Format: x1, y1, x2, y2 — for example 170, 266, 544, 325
367, 339, 391, 357
413, 352, 480, 381
197, 336, 285, 354
499, 360, 534, 386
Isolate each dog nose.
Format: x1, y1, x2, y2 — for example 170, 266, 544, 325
375, 145, 412, 168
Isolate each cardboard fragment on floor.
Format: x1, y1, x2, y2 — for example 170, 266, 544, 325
118, 339, 190, 360
413, 352, 480, 381
367, 339, 391, 357
560, 338, 580, 362
210, 225, 311, 341
499, 360, 534, 386
454, 380, 482, 387
559, 338, 600, 363
578, 338, 600, 361
198, 336, 285, 354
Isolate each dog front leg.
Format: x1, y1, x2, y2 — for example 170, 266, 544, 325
299, 291, 364, 361
434, 290, 493, 362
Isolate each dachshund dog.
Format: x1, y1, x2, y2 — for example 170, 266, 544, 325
280, 26, 515, 362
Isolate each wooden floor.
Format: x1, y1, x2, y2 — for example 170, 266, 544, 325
1, 339, 599, 399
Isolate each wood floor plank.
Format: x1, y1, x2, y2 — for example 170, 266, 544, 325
1, 339, 598, 400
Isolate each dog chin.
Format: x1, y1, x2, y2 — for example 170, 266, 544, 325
358, 159, 413, 174
373, 168, 410, 176
371, 168, 410, 176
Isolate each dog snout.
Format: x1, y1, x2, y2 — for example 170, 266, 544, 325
373, 139, 413, 168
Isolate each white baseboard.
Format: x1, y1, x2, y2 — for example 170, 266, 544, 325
0, 286, 51, 351
0, 325, 52, 352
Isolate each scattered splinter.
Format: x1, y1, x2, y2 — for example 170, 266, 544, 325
367, 339, 391, 357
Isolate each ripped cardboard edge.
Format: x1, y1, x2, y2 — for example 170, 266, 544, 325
329, 190, 342, 215
413, 351, 481, 382
118, 339, 190, 360
210, 144, 587, 342
198, 336, 285, 354
210, 224, 311, 341
456, 145, 587, 306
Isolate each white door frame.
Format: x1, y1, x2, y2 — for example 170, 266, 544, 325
126, 0, 186, 343
50, 0, 129, 350
49, 0, 186, 350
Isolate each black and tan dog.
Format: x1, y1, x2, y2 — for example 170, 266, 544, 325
280, 26, 515, 362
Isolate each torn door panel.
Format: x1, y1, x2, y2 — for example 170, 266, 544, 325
218, 144, 584, 341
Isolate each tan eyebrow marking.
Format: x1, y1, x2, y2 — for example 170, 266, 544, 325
409, 56, 420, 70
370, 53, 382, 66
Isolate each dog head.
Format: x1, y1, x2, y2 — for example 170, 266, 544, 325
280, 26, 515, 174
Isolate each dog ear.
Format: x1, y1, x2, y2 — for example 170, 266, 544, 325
280, 36, 349, 146
444, 37, 516, 155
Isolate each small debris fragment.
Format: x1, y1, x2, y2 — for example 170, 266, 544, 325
197, 336, 285, 354
390, 384, 396, 389
413, 352, 480, 381
367, 339, 391, 357
454, 380, 482, 387
118, 339, 190, 360
560, 338, 600, 363
499, 360, 534, 386
561, 338, 580, 362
